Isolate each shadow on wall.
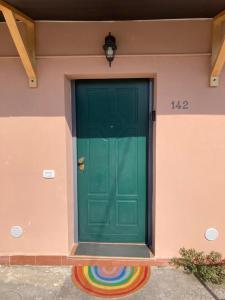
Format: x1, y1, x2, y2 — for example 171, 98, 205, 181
0, 74, 225, 120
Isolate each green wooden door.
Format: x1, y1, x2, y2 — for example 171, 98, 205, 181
74, 79, 149, 243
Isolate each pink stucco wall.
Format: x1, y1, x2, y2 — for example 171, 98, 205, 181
0, 20, 225, 258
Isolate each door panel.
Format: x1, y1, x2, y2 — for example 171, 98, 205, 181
116, 135, 138, 195
74, 79, 149, 243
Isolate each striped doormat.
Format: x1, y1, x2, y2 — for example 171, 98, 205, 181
72, 265, 150, 298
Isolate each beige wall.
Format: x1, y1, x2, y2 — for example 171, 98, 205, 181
0, 19, 225, 257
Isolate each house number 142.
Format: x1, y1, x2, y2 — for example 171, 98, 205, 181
171, 100, 189, 110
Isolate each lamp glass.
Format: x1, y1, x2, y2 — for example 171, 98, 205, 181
106, 47, 114, 58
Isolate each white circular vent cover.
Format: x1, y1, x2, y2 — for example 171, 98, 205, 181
10, 226, 23, 238
205, 228, 219, 241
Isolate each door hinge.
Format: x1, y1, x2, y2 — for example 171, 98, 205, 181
151, 110, 156, 122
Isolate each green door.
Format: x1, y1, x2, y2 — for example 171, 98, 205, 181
74, 79, 149, 243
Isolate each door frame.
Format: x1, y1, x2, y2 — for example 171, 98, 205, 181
71, 77, 154, 247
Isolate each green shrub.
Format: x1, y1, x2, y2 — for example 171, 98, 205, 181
170, 248, 225, 284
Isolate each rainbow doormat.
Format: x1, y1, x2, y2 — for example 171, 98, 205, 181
72, 265, 150, 298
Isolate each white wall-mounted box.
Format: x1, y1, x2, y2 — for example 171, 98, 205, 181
42, 170, 55, 179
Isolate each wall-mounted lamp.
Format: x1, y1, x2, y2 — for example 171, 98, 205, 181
103, 32, 117, 67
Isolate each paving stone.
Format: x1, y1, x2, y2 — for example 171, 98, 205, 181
0, 266, 224, 299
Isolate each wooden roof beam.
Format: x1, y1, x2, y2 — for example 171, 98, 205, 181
0, 1, 37, 87
210, 10, 225, 87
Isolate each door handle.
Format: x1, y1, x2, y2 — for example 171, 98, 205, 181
78, 157, 85, 171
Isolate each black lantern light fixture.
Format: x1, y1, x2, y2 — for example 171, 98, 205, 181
103, 32, 117, 67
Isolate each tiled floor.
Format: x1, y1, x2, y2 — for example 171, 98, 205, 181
0, 265, 224, 299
